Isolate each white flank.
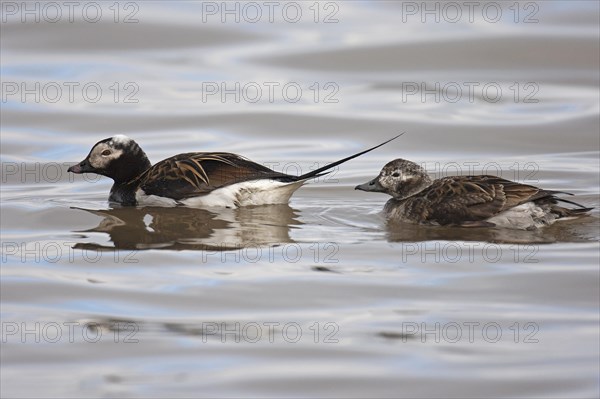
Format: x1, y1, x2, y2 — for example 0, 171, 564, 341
486, 202, 557, 230
135, 180, 305, 208
182, 180, 305, 207
135, 189, 179, 207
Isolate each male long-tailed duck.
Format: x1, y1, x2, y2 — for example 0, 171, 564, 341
355, 158, 593, 229
68, 134, 401, 207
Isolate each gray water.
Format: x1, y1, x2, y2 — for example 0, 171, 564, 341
1, 1, 599, 398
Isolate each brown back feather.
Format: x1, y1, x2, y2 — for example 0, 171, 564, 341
135, 152, 289, 200
410, 175, 549, 225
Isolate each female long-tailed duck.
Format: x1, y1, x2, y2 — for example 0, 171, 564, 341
355, 158, 593, 229
68, 134, 401, 207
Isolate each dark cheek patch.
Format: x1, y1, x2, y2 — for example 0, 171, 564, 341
395, 181, 404, 193
395, 178, 413, 196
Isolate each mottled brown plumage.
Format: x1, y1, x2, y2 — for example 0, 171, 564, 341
356, 159, 592, 229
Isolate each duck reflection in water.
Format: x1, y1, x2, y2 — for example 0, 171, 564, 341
383, 218, 597, 244
72, 204, 301, 251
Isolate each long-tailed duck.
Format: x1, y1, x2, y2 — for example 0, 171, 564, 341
68, 134, 401, 207
355, 158, 593, 229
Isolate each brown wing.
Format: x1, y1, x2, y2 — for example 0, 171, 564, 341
411, 175, 548, 225
136, 152, 290, 200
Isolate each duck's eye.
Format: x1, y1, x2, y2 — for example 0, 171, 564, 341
101, 149, 111, 156
392, 172, 400, 178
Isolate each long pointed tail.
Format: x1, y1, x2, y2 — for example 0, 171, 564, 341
295, 133, 404, 181
555, 196, 593, 210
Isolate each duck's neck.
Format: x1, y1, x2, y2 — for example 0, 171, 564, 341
394, 175, 433, 200
110, 152, 151, 184
107, 152, 151, 206
109, 181, 139, 206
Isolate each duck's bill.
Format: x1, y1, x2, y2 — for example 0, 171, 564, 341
355, 178, 385, 193
67, 159, 94, 174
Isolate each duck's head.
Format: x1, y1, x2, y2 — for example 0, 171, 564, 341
355, 158, 432, 200
68, 135, 151, 183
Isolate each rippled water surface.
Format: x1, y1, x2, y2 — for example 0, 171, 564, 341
1, 1, 599, 398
